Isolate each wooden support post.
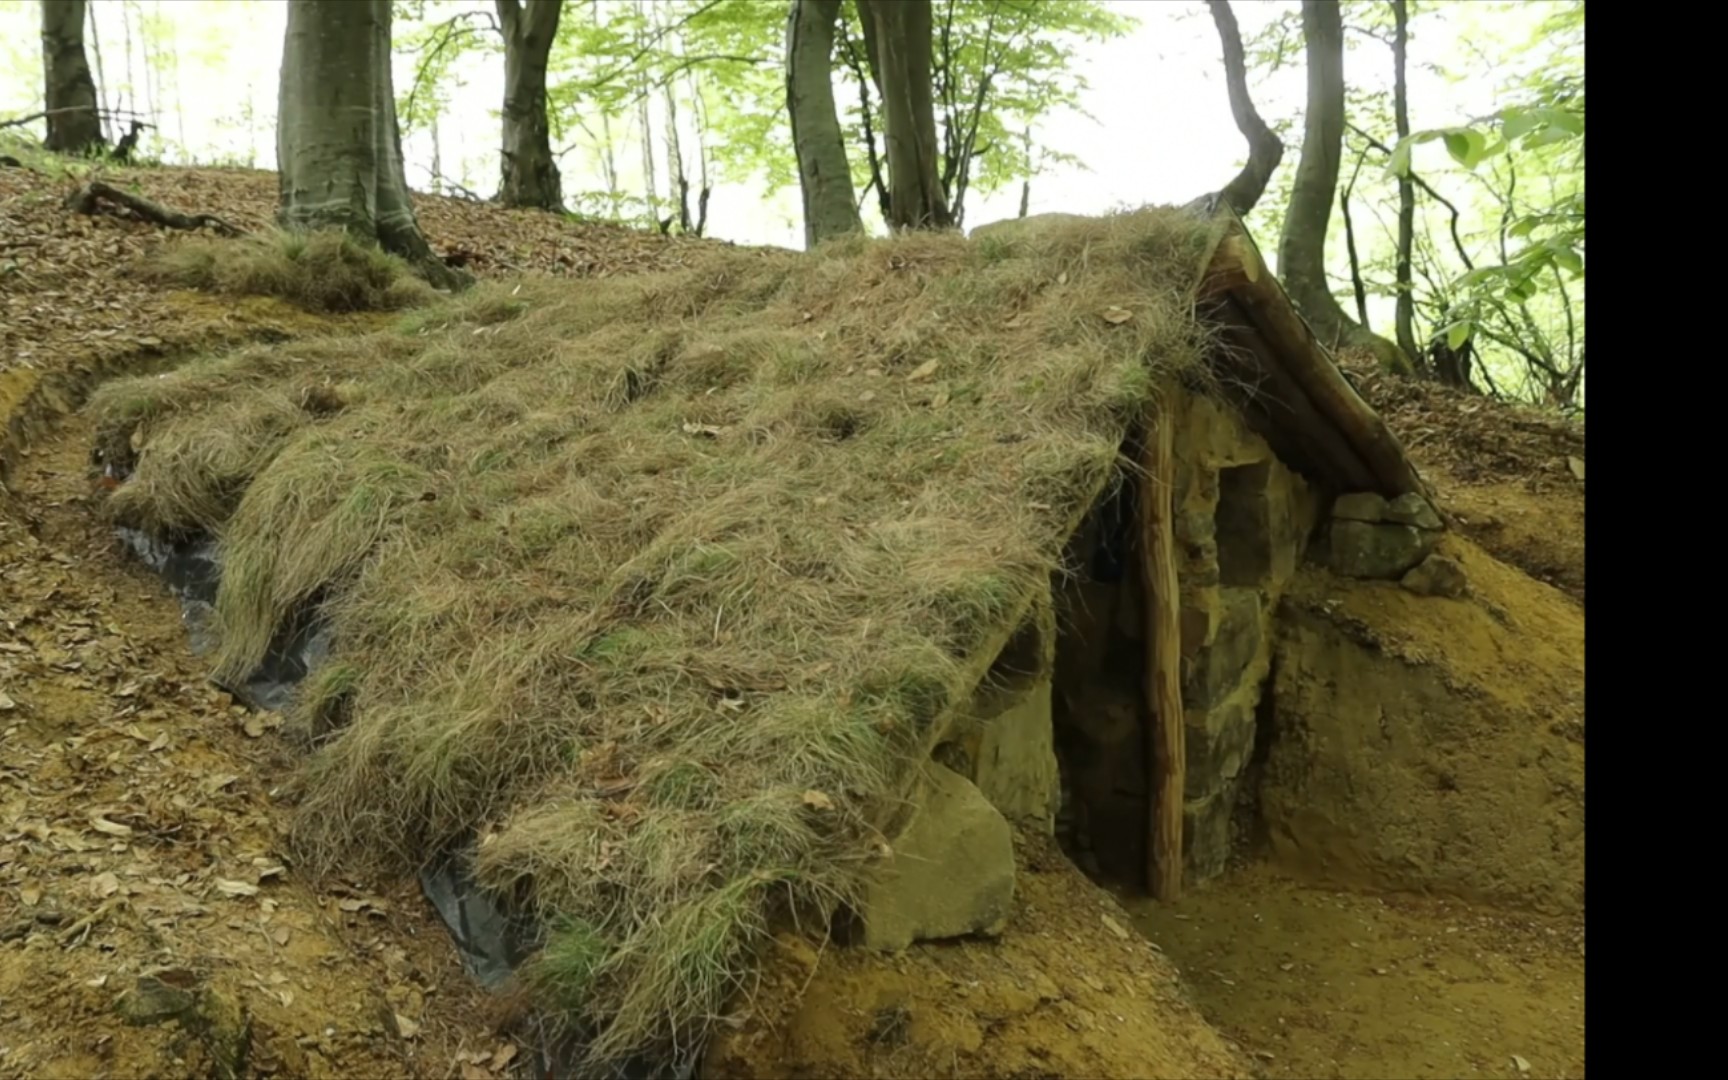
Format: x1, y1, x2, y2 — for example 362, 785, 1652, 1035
1140, 408, 1184, 902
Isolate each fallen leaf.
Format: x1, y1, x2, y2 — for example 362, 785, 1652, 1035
680, 422, 727, 438
858, 390, 877, 403
491, 1044, 519, 1072
243, 715, 267, 738
801, 789, 834, 811
0, 691, 17, 711
216, 879, 259, 898
21, 884, 42, 907
271, 926, 292, 946
929, 388, 951, 409
1002, 312, 1031, 329
906, 358, 940, 382
89, 815, 132, 838
91, 871, 120, 898
1101, 306, 1134, 325
394, 1013, 421, 1039
1511, 1055, 1531, 1074
1100, 913, 1130, 940
1057, 271, 1069, 285
1566, 456, 1584, 481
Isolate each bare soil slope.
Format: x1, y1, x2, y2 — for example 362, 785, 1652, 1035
1, 425, 505, 1079
707, 833, 1248, 1080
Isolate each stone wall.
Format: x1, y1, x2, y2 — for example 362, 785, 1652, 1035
860, 387, 1320, 945
1050, 385, 1317, 885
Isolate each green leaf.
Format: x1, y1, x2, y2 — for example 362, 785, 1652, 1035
1444, 321, 1472, 351
1547, 243, 1583, 275
1524, 124, 1578, 148
1388, 140, 1413, 178
1500, 107, 1541, 140
1443, 128, 1489, 169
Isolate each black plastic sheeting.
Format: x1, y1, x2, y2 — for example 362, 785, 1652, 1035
116, 527, 698, 1080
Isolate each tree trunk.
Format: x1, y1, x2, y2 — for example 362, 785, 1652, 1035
786, 0, 862, 248
1276, 0, 1412, 374
277, 0, 466, 290
858, 0, 952, 231
1390, 0, 1419, 363
1207, 0, 1282, 216
86, 0, 111, 143
39, 0, 105, 154
496, 0, 563, 211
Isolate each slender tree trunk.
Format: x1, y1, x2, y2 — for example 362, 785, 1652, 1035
86, 1, 111, 143
1390, 0, 1419, 364
637, 83, 659, 225
1276, 0, 1412, 374
858, 0, 953, 230
277, 0, 466, 290
787, 0, 863, 247
39, 0, 105, 154
120, 0, 134, 119
1207, 0, 1283, 216
495, 0, 563, 210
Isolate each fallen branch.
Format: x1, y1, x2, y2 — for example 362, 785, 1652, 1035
58, 898, 121, 946
65, 180, 242, 237
0, 106, 96, 132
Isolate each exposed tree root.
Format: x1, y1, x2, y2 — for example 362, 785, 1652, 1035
65, 180, 242, 237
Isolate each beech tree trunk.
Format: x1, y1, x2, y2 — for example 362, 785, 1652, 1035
787, 0, 862, 247
1207, 0, 1282, 216
858, 0, 953, 231
39, 0, 105, 155
1276, 0, 1412, 374
496, 0, 563, 211
1390, 0, 1419, 363
277, 0, 466, 290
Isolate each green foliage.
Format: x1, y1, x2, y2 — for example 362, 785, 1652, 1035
1242, 0, 1583, 405
834, 0, 1133, 226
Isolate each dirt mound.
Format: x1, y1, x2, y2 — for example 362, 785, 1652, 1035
706, 832, 1248, 1080
1257, 535, 1584, 915
1342, 358, 1585, 602
89, 208, 1222, 1065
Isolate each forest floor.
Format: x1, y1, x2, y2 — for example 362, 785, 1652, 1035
2, 157, 1584, 1079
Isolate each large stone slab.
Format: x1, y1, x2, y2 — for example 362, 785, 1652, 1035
970, 680, 1062, 827
859, 763, 1016, 952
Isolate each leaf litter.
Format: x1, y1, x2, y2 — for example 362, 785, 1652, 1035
3, 160, 526, 1078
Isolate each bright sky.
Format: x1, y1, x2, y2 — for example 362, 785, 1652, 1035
1, 0, 1541, 255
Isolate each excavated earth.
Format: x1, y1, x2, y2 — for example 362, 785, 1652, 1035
3, 159, 1584, 1079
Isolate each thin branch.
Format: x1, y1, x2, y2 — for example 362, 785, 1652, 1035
402, 12, 501, 130
1340, 142, 1372, 327
1348, 122, 1472, 270
576, 0, 728, 92
837, 17, 889, 220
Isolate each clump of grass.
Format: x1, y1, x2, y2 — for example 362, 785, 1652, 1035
94, 206, 1220, 1069
150, 228, 439, 313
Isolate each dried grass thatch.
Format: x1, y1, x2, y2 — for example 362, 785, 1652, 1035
147, 228, 440, 313
90, 208, 1220, 1066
